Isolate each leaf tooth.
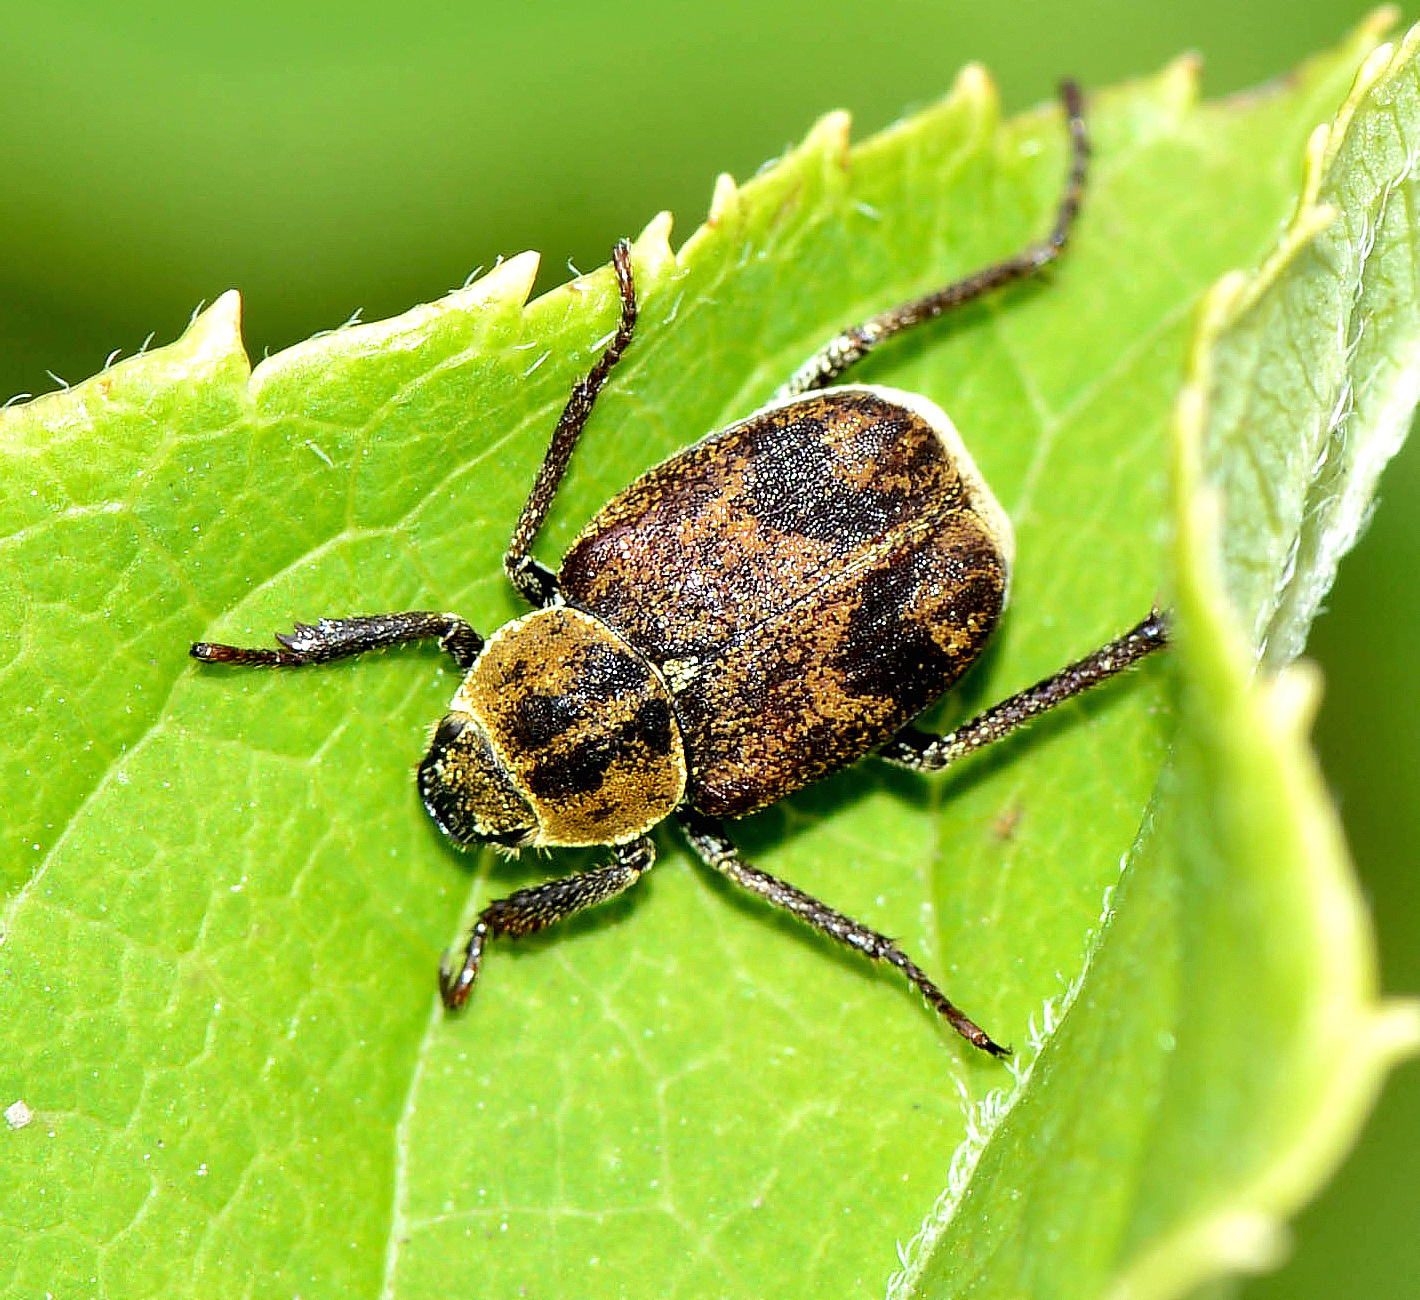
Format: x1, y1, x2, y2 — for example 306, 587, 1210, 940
1371, 1000, 1420, 1065
1207, 1210, 1289, 1275
1158, 51, 1203, 116
706, 172, 740, 229
950, 62, 996, 116
946, 61, 1000, 148
800, 108, 852, 166
444, 249, 541, 314
1262, 661, 1324, 738
632, 210, 676, 279
1318, 19, 1420, 178
179, 289, 249, 377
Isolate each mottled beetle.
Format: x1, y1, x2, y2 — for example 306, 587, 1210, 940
193, 82, 1167, 1056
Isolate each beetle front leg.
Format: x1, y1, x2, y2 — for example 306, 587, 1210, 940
191, 610, 485, 671
505, 556, 563, 609
879, 609, 1168, 773
677, 809, 1008, 1057
440, 835, 656, 1010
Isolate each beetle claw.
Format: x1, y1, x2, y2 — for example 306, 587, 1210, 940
439, 924, 487, 1011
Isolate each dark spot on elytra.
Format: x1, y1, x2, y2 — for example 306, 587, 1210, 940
834, 547, 959, 709
737, 394, 940, 545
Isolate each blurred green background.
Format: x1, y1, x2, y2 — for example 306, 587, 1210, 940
2, 1, 1413, 1295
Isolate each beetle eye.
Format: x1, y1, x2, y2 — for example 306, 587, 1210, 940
433, 713, 467, 744
418, 710, 538, 848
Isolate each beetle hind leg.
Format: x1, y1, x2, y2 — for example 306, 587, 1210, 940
440, 835, 656, 1010
677, 809, 1008, 1057
879, 610, 1168, 774
778, 80, 1088, 398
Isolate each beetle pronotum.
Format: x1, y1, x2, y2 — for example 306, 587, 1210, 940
193, 82, 1166, 1056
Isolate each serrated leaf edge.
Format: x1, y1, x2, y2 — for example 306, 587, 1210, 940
1096, 271, 1420, 1300
886, 13, 1418, 1300
1096, 43, 1420, 1288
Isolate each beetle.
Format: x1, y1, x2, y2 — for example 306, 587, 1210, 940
192, 81, 1166, 1057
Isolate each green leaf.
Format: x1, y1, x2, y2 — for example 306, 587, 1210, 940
2, 15, 1416, 1299
1202, 34, 1420, 665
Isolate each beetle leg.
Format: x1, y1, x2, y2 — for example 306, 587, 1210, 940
191, 611, 484, 671
777, 80, 1088, 398
506, 555, 563, 609
677, 808, 1008, 1057
440, 835, 656, 1010
503, 240, 639, 610
879, 609, 1168, 773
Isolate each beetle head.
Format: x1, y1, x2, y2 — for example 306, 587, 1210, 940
418, 711, 538, 852
419, 607, 687, 852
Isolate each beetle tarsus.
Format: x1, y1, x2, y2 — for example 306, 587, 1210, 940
890, 950, 1011, 1057
190, 611, 484, 671
439, 920, 488, 1010
190, 640, 299, 666
879, 609, 1169, 774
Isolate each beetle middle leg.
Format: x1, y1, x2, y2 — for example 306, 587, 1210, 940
440, 835, 656, 1010
677, 808, 1009, 1057
878, 610, 1168, 774
503, 239, 639, 610
191, 610, 484, 671
778, 80, 1088, 399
